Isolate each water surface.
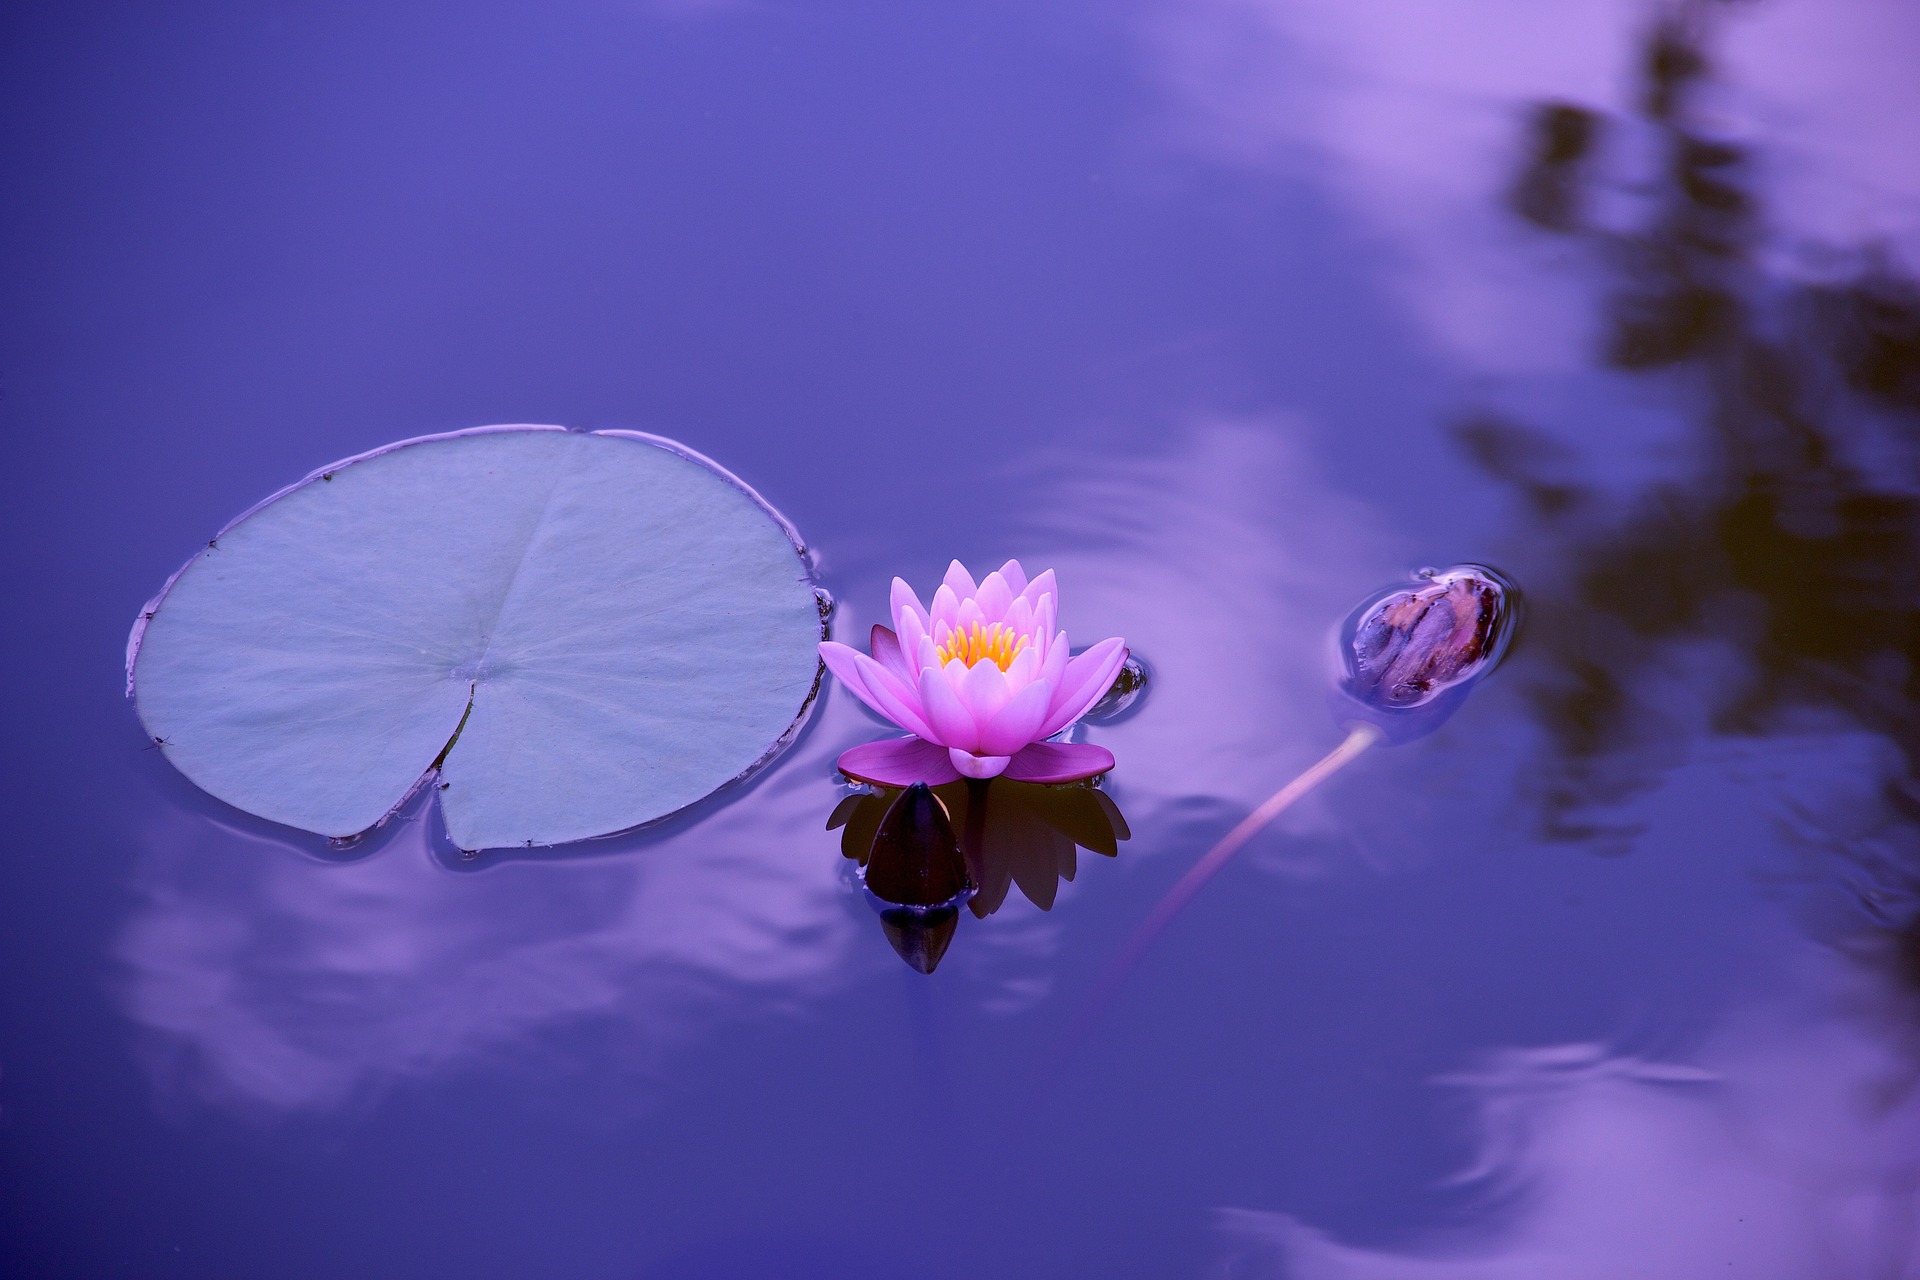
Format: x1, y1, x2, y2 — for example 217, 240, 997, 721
4, 1, 1919, 1276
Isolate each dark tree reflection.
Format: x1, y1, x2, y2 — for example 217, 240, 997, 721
1466, 3, 1920, 903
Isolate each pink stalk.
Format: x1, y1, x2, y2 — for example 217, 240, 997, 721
1055, 722, 1383, 1058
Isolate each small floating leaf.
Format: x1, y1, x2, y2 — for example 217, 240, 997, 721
1348, 567, 1511, 708
1333, 564, 1518, 741
128, 427, 823, 851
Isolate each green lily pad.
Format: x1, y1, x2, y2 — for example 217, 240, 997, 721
128, 427, 824, 851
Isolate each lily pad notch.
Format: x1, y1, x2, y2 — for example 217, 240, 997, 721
128, 425, 828, 853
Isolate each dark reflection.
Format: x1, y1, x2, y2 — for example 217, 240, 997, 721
1083, 654, 1152, 723
852, 783, 968, 974
1462, 8, 1920, 880
1508, 102, 1600, 233
859, 784, 969, 907
828, 778, 1129, 973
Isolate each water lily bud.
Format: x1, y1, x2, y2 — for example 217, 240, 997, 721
1335, 565, 1517, 740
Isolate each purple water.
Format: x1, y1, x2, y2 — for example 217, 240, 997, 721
6, 1, 1920, 1276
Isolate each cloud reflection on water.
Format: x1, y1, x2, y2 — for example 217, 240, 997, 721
116, 748, 860, 1117
1215, 958, 1920, 1278
1143, 0, 1920, 380
1014, 417, 1402, 827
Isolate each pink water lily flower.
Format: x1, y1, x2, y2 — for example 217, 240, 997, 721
820, 559, 1128, 786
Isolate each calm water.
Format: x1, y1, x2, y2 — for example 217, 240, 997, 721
6, 2, 1920, 1276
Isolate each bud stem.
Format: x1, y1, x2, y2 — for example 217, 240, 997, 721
1054, 722, 1383, 1061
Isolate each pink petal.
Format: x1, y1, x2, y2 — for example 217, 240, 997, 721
913, 630, 942, 675
930, 584, 962, 631
838, 737, 962, 787
1003, 645, 1040, 692
942, 560, 978, 600
889, 577, 930, 632
974, 571, 1014, 622
1039, 638, 1129, 737
1020, 569, 1057, 610
956, 597, 987, 633
869, 625, 914, 687
852, 651, 939, 740
917, 665, 978, 751
1033, 594, 1057, 646
1036, 631, 1070, 689
820, 641, 897, 722
950, 748, 1011, 779
894, 602, 933, 660
1003, 597, 1034, 639
957, 655, 1011, 724
1003, 741, 1115, 784
823, 643, 937, 740
997, 559, 1028, 596
976, 677, 1053, 756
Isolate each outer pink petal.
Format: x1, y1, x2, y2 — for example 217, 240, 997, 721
917, 666, 978, 751
889, 578, 930, 632
977, 678, 1053, 756
914, 631, 942, 674
950, 749, 1011, 780
997, 559, 1028, 596
1003, 741, 1115, 784
1036, 631, 1070, 689
974, 572, 1014, 623
897, 608, 931, 659
957, 655, 1011, 724
942, 560, 978, 600
1003, 597, 1034, 639
1020, 569, 1057, 610
1002, 645, 1040, 693
1039, 638, 1129, 737
820, 641, 896, 720
855, 653, 940, 739
930, 584, 962, 631
838, 737, 962, 787
869, 625, 914, 687
822, 643, 938, 740
1033, 594, 1057, 646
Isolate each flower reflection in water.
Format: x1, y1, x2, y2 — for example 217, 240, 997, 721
829, 777, 1130, 973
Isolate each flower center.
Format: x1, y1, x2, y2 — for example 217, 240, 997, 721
938, 621, 1029, 671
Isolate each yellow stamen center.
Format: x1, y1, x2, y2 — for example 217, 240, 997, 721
937, 621, 1029, 671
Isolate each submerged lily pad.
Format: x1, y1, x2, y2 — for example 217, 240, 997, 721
128, 426, 825, 851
